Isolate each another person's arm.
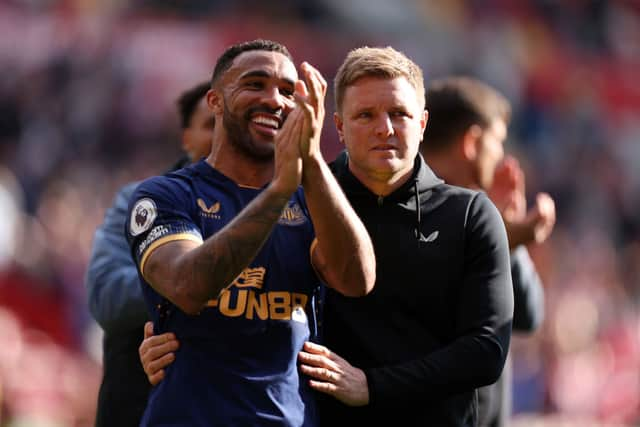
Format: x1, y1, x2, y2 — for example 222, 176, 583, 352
86, 183, 148, 333
139, 321, 179, 385
488, 155, 552, 331
511, 245, 544, 331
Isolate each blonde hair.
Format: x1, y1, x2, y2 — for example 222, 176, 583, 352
334, 46, 425, 113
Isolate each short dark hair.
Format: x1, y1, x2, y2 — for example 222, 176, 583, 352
176, 81, 211, 129
211, 39, 293, 87
423, 77, 511, 152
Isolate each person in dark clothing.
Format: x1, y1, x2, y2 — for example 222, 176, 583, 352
295, 47, 513, 426
420, 76, 555, 427
85, 81, 213, 427
138, 47, 513, 426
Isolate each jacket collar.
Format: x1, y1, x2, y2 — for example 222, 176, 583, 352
330, 151, 443, 203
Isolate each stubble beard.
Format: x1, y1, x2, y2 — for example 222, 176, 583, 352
222, 103, 274, 163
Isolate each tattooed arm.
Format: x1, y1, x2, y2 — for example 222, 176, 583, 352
142, 187, 292, 314
141, 110, 305, 315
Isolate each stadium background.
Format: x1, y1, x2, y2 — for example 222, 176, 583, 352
0, 1, 639, 425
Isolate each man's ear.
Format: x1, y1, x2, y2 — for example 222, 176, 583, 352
206, 88, 223, 115
419, 109, 428, 141
334, 112, 345, 145
462, 124, 483, 161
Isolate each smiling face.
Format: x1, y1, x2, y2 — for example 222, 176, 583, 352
335, 76, 427, 191
209, 50, 298, 161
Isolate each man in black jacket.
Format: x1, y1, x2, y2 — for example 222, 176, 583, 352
420, 76, 555, 426
296, 47, 513, 426
139, 47, 514, 426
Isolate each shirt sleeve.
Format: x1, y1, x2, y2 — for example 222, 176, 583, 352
126, 176, 203, 280
365, 192, 514, 404
510, 245, 544, 332
85, 182, 149, 334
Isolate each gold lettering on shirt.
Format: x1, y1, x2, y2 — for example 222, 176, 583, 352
246, 290, 268, 320
204, 266, 308, 321
218, 289, 248, 317
232, 267, 266, 289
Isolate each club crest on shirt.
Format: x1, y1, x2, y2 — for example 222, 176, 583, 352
278, 202, 306, 226
197, 198, 221, 219
231, 267, 266, 289
130, 198, 157, 236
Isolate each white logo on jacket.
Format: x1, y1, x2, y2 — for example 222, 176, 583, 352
424, 230, 439, 242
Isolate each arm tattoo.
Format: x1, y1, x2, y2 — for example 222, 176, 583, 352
177, 189, 289, 306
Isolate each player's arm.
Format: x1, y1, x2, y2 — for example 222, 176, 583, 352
141, 186, 292, 314
511, 246, 544, 331
488, 156, 548, 332
295, 62, 375, 297
86, 183, 148, 333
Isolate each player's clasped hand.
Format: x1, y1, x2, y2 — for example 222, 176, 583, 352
139, 321, 180, 386
298, 341, 369, 407
271, 104, 304, 198
294, 62, 327, 162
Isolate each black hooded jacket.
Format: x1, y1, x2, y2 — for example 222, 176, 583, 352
320, 153, 514, 427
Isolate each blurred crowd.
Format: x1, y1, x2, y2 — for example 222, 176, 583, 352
0, 0, 638, 425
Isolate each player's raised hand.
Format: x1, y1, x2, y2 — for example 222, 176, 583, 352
488, 155, 526, 223
271, 106, 304, 197
489, 155, 556, 247
527, 192, 556, 244
294, 62, 327, 162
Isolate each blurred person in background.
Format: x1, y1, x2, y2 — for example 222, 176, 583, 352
85, 81, 213, 427
139, 45, 514, 427
420, 76, 556, 427
128, 39, 374, 426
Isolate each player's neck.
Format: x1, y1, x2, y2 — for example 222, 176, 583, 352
207, 140, 274, 188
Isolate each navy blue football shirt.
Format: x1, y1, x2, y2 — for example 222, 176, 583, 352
127, 160, 321, 427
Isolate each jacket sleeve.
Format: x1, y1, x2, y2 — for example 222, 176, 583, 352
510, 245, 544, 332
85, 182, 149, 334
364, 193, 514, 404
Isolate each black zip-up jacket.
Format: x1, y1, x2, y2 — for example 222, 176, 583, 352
320, 153, 514, 427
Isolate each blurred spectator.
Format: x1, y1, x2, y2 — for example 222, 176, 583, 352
421, 76, 555, 427
0, 168, 100, 426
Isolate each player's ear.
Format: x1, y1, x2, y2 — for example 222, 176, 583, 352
334, 112, 345, 145
419, 109, 428, 142
462, 124, 482, 161
206, 89, 223, 116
